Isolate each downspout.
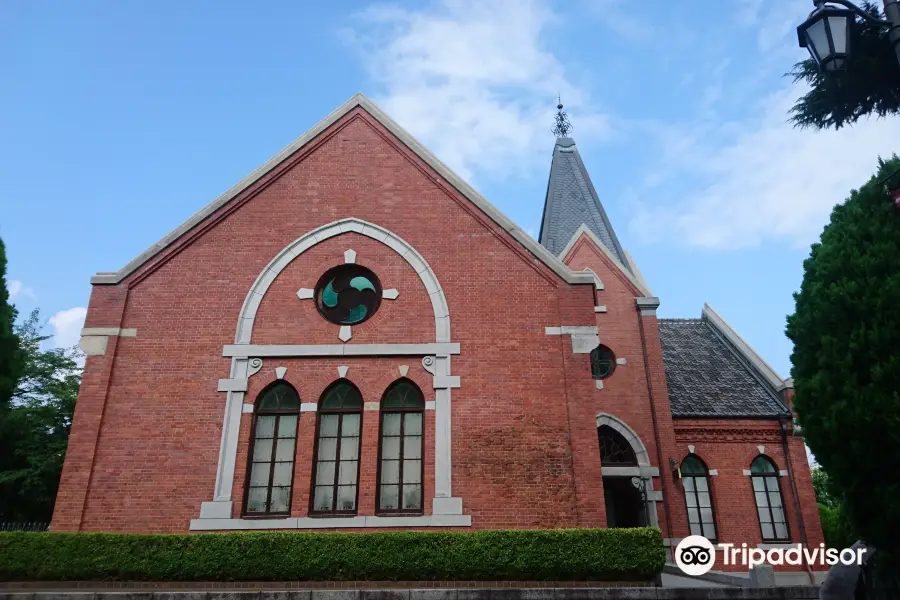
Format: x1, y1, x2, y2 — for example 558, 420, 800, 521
637, 310, 674, 556
780, 418, 815, 585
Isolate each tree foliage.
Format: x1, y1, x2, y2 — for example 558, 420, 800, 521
788, 2, 900, 130
0, 310, 81, 521
786, 155, 900, 555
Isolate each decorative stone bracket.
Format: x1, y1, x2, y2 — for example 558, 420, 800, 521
78, 327, 137, 356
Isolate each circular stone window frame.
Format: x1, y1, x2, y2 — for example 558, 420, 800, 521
313, 263, 384, 326
590, 344, 617, 380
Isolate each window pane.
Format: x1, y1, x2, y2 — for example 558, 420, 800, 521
380, 485, 399, 510
775, 523, 789, 540
402, 484, 422, 510
758, 507, 770, 524
381, 459, 400, 484
318, 438, 337, 461
319, 415, 339, 437
405, 413, 422, 436
314, 486, 334, 512
250, 463, 270, 486
270, 486, 290, 513
697, 492, 711, 508
339, 460, 359, 485
383, 437, 400, 459
278, 415, 298, 438
382, 414, 401, 436
695, 477, 708, 492
766, 477, 780, 492
340, 438, 360, 461
404, 435, 422, 459
700, 507, 714, 524
683, 478, 694, 492
256, 416, 276, 438
316, 462, 335, 485
752, 477, 765, 492
342, 414, 360, 437
403, 459, 422, 484
337, 485, 357, 511
252, 438, 273, 462
761, 523, 775, 540
275, 438, 295, 461
768, 492, 782, 508
755, 492, 769, 508
772, 506, 785, 524
690, 523, 702, 536
272, 462, 293, 487
247, 488, 268, 512
703, 523, 716, 540
685, 492, 697, 507
688, 507, 699, 523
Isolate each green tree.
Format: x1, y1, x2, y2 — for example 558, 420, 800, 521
811, 466, 838, 507
0, 310, 81, 521
789, 2, 900, 130
0, 238, 26, 521
786, 155, 900, 556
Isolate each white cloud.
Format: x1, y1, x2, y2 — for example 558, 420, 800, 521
7, 279, 36, 300
49, 307, 87, 350
342, 0, 612, 182
630, 84, 900, 249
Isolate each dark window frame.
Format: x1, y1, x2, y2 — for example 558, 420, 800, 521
241, 381, 301, 519
597, 425, 638, 466
750, 455, 791, 542
680, 454, 719, 542
309, 380, 364, 517
314, 264, 383, 326
590, 345, 617, 380
375, 378, 426, 516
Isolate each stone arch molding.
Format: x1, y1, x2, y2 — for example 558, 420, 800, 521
596, 413, 650, 466
235, 218, 450, 345
194, 218, 467, 531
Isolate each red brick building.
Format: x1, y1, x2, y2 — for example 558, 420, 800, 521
52, 94, 822, 576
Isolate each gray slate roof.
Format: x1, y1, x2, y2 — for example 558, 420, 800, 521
538, 137, 631, 269
657, 318, 791, 418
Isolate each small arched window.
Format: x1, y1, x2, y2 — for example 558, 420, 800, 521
597, 425, 637, 466
311, 380, 363, 515
681, 455, 717, 540
590, 345, 616, 380
750, 455, 790, 541
244, 382, 300, 517
377, 379, 425, 514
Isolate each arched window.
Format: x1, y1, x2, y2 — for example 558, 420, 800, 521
590, 345, 616, 380
597, 425, 637, 466
681, 455, 717, 540
311, 380, 363, 515
377, 379, 425, 514
244, 382, 300, 517
750, 456, 790, 541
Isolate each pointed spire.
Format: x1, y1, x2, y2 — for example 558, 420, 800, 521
551, 95, 572, 138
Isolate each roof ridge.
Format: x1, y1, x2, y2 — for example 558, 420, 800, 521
89, 94, 597, 289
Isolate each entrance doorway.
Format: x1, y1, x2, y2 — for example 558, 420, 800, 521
598, 424, 648, 528
603, 476, 647, 528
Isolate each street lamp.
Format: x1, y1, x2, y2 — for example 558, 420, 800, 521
797, 0, 900, 72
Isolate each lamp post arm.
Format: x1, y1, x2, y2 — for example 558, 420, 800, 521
815, 0, 892, 26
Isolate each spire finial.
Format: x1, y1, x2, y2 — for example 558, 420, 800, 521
552, 95, 572, 137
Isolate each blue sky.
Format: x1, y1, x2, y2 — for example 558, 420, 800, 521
3, 0, 899, 379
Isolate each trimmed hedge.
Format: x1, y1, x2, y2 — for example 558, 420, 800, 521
0, 528, 664, 582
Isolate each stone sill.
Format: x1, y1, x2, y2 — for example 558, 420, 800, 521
189, 514, 471, 531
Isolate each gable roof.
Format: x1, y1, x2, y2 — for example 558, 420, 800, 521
538, 137, 630, 270
658, 305, 792, 418
91, 93, 596, 288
